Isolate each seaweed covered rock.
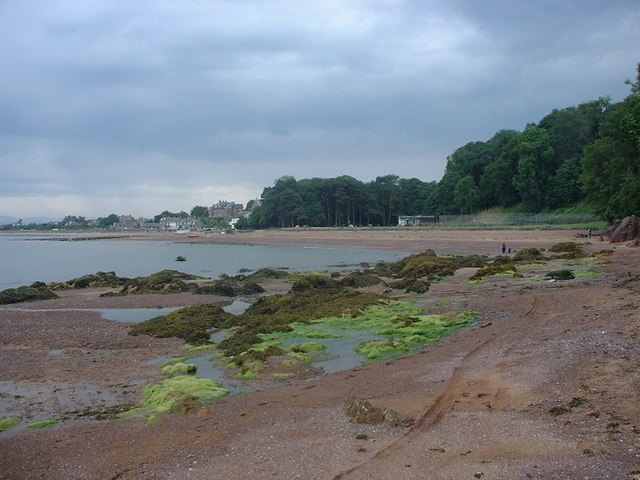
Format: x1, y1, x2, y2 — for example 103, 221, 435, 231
548, 242, 588, 259
548, 242, 582, 253
469, 262, 517, 280
218, 284, 384, 357
115, 270, 202, 295
217, 331, 265, 356
196, 279, 265, 297
513, 248, 545, 262
340, 271, 384, 288
129, 303, 233, 345
390, 278, 430, 293
291, 274, 344, 294
49, 271, 129, 290
545, 270, 575, 280
245, 268, 291, 281
373, 250, 487, 282
0, 282, 58, 305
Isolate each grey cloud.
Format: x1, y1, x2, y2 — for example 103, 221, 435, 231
1, 0, 639, 217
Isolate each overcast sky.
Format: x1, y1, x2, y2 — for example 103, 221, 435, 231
1, 0, 639, 220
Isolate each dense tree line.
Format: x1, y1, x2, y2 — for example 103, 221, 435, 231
248, 65, 639, 227
246, 175, 435, 228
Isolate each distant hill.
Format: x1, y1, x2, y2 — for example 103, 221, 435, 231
0, 216, 60, 225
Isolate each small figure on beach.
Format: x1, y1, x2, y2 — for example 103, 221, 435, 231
501, 243, 506, 254
587, 228, 592, 238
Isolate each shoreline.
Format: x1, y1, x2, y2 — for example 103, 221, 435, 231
0, 227, 600, 255
1, 230, 638, 479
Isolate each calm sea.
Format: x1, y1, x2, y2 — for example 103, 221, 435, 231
0, 236, 406, 289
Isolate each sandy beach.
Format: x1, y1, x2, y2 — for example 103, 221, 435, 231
1, 228, 638, 479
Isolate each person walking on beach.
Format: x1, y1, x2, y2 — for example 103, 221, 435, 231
501, 243, 507, 254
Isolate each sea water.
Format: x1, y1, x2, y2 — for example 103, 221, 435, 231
0, 236, 406, 289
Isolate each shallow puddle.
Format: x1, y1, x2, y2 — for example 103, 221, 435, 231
222, 299, 251, 315
0, 306, 180, 323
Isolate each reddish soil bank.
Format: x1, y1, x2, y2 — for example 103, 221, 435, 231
0, 230, 638, 479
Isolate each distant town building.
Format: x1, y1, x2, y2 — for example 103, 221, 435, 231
398, 215, 440, 227
160, 217, 203, 231
208, 201, 244, 218
119, 215, 145, 229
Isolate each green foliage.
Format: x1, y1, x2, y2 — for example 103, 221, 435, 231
190, 206, 209, 219
97, 214, 120, 228
246, 68, 640, 222
581, 65, 640, 222
0, 283, 58, 304
454, 175, 480, 214
513, 127, 555, 211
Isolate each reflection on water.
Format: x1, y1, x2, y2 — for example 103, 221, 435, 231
0, 306, 180, 323
96, 307, 179, 322
0, 238, 406, 289
149, 324, 387, 394
222, 299, 251, 315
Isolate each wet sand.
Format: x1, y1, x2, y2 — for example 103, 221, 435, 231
1, 229, 638, 479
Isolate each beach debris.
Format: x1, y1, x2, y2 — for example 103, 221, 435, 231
345, 399, 414, 427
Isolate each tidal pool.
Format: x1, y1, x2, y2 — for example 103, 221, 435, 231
0, 306, 180, 323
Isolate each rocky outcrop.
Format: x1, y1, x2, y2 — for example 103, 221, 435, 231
607, 215, 640, 244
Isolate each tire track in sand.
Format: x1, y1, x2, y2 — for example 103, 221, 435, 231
332, 294, 563, 480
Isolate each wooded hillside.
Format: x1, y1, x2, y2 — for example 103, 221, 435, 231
248, 65, 640, 228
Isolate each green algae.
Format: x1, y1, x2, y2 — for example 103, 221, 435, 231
123, 376, 228, 420
0, 417, 21, 432
161, 362, 197, 377
249, 301, 476, 365
272, 373, 296, 379
184, 343, 218, 352
574, 270, 600, 279
27, 419, 58, 429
